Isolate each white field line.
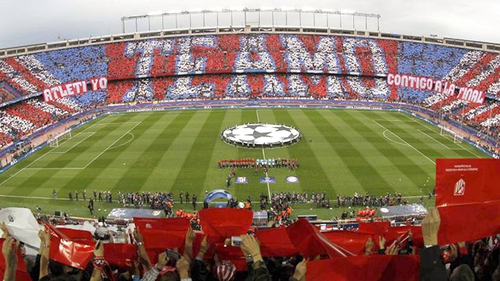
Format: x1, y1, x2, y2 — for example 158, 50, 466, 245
399, 113, 482, 158
455, 142, 482, 158
108, 133, 135, 150
372, 119, 435, 164
256, 110, 272, 200
94, 121, 143, 126
261, 147, 272, 200
417, 129, 451, 150
80, 115, 110, 132
23, 167, 83, 171
0, 117, 115, 186
50, 132, 96, 154
382, 130, 407, 146
83, 122, 141, 169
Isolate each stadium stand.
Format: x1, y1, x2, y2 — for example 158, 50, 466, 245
0, 205, 498, 281
1, 28, 500, 280
0, 33, 498, 151
3, 37, 500, 169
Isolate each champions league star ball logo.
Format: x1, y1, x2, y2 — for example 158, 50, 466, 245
221, 123, 301, 147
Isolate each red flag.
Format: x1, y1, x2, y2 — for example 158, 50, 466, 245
255, 226, 298, 257
355, 222, 423, 251
103, 243, 138, 268
307, 255, 420, 281
57, 228, 94, 242
199, 208, 253, 243
436, 158, 500, 244
385, 226, 424, 249
358, 221, 390, 234
321, 230, 373, 255
0, 238, 30, 281
133, 217, 190, 251
286, 219, 354, 259
45, 223, 94, 270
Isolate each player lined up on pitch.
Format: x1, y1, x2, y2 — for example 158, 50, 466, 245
218, 158, 299, 170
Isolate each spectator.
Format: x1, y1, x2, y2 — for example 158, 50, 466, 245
419, 208, 447, 281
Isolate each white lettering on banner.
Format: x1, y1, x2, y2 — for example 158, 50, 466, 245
457, 86, 485, 104
386, 73, 485, 104
43, 77, 108, 102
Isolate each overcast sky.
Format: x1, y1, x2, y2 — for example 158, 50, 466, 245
1, 0, 499, 49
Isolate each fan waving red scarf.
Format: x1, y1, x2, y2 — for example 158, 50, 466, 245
199, 208, 253, 243
103, 243, 138, 268
57, 228, 94, 242
358, 221, 390, 234
44, 223, 94, 270
436, 158, 500, 245
321, 230, 374, 256
286, 219, 354, 259
255, 226, 298, 257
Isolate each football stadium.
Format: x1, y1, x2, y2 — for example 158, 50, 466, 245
0, 5, 499, 281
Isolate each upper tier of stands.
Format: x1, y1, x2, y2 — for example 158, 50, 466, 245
0, 33, 498, 149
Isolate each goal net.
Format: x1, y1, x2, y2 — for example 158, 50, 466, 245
439, 125, 463, 144
48, 130, 72, 148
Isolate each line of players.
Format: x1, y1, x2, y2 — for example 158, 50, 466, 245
218, 158, 299, 170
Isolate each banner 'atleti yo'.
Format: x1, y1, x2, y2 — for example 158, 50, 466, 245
43, 77, 107, 102
436, 158, 500, 244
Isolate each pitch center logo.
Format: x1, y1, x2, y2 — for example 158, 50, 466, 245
453, 178, 466, 196
221, 123, 301, 147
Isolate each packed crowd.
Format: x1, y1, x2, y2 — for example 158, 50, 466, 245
2, 33, 500, 102
1, 206, 499, 280
0, 33, 499, 148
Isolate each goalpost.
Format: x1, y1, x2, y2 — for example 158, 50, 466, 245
439, 125, 463, 144
48, 129, 72, 148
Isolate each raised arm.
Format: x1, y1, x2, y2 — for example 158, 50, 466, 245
419, 208, 446, 281
134, 228, 152, 269
39, 226, 51, 280
2, 236, 20, 281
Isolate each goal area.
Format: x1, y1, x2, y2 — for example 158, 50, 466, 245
439, 125, 463, 144
48, 130, 72, 147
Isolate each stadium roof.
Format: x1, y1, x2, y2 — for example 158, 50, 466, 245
1, 0, 499, 49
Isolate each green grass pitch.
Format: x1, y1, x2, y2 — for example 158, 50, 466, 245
0, 108, 488, 219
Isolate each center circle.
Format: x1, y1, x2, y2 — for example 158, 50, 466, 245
221, 123, 301, 148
